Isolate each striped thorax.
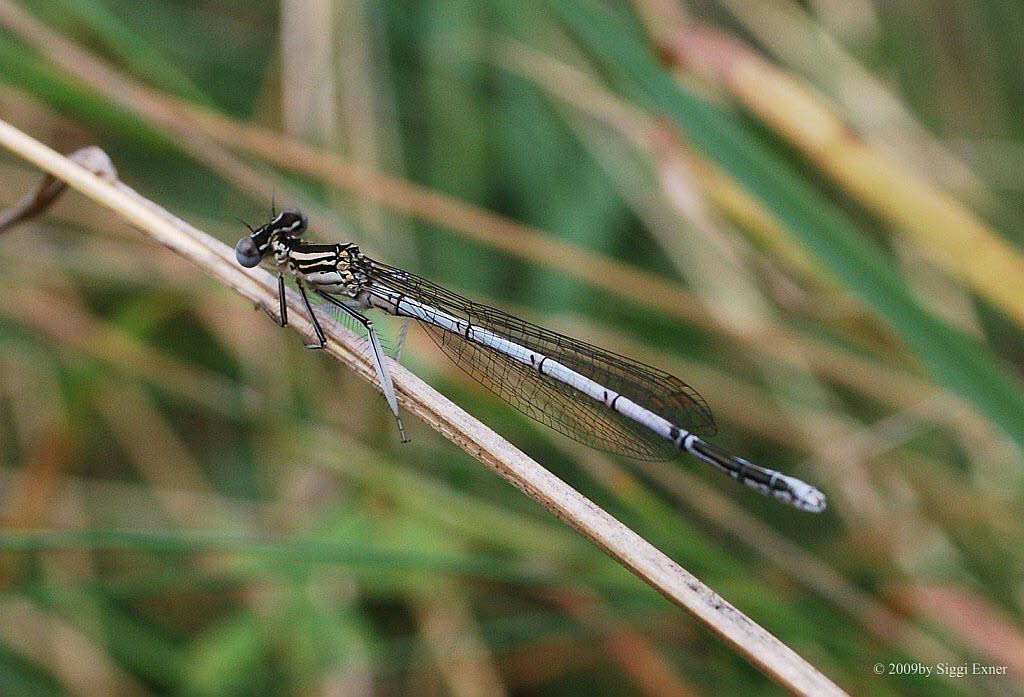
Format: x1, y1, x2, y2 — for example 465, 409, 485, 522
276, 241, 368, 296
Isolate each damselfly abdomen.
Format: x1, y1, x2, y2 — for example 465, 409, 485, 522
235, 210, 826, 513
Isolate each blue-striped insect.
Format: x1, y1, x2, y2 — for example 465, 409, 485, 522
236, 210, 826, 512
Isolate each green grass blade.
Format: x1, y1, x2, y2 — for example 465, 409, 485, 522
546, 0, 1024, 449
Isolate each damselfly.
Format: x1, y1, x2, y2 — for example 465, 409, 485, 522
235, 210, 826, 513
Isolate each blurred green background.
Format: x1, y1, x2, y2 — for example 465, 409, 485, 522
1, 0, 1023, 695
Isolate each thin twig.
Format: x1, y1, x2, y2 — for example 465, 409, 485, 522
0, 146, 117, 232
0, 119, 846, 696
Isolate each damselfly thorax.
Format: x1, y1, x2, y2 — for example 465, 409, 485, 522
234, 209, 827, 513
273, 239, 368, 297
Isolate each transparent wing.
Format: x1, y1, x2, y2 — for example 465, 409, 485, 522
360, 259, 716, 461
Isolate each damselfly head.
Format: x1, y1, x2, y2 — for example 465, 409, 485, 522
235, 209, 308, 267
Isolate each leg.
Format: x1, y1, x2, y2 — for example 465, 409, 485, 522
296, 281, 327, 349
393, 317, 411, 362
257, 273, 289, 327
277, 273, 288, 326
316, 291, 408, 442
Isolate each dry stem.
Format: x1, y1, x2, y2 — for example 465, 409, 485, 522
0, 118, 846, 697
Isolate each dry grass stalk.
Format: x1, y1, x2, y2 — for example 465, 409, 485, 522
0, 118, 845, 696
658, 23, 1024, 328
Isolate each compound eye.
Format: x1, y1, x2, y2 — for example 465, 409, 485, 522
235, 236, 263, 267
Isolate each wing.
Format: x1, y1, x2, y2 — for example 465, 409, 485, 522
362, 259, 716, 460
